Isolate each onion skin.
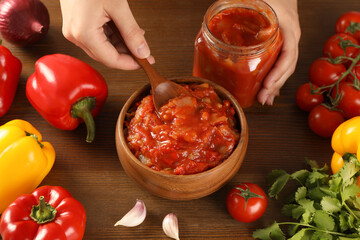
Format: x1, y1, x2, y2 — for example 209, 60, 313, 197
0, 0, 50, 46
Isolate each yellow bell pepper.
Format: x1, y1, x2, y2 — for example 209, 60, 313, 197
331, 116, 360, 174
0, 119, 55, 213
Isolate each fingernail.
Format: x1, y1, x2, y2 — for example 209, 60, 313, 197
261, 94, 269, 105
137, 43, 150, 59
268, 95, 275, 105
147, 55, 156, 64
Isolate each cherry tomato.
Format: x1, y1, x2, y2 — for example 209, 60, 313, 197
296, 83, 324, 112
226, 183, 267, 223
347, 62, 360, 83
331, 82, 360, 118
309, 58, 346, 87
323, 33, 359, 60
308, 105, 344, 138
335, 11, 360, 41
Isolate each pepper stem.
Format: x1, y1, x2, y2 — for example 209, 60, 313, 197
30, 196, 57, 224
71, 97, 96, 143
25, 131, 44, 148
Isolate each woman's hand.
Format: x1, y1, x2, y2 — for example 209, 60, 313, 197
59, 0, 154, 70
258, 0, 301, 105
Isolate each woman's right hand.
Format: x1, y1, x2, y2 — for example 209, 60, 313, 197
59, 0, 154, 70
258, 0, 301, 105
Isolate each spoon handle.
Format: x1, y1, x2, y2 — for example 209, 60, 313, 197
106, 21, 189, 111
134, 57, 169, 88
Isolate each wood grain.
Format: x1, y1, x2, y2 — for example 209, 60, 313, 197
1, 0, 359, 239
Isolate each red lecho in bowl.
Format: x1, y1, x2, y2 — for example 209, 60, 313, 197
115, 77, 248, 200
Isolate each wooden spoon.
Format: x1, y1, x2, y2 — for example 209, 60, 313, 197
107, 21, 189, 112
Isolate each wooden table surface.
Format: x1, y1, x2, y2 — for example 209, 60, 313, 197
1, 0, 360, 239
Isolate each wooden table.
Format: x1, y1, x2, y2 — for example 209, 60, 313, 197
1, 0, 359, 239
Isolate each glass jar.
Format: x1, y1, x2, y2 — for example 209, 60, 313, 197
193, 0, 283, 108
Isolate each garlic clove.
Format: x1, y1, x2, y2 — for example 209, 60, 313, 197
162, 213, 180, 240
114, 199, 146, 227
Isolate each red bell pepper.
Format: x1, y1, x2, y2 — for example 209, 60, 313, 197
0, 45, 22, 117
0, 185, 86, 240
26, 54, 108, 143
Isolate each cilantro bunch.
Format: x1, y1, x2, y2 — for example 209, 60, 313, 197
253, 154, 360, 240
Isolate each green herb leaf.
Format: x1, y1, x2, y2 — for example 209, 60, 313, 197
302, 230, 317, 239
348, 214, 356, 229
285, 192, 296, 204
268, 170, 290, 199
252, 221, 285, 240
308, 187, 329, 202
338, 232, 360, 239
329, 176, 342, 193
291, 169, 310, 186
313, 210, 335, 231
339, 237, 360, 240
287, 224, 300, 237
298, 198, 315, 213
281, 204, 297, 217
287, 228, 307, 240
281, 204, 305, 219
339, 211, 349, 232
268, 169, 288, 185
306, 158, 320, 169
312, 231, 332, 240
341, 183, 360, 203
353, 196, 360, 211
321, 196, 342, 213
338, 160, 358, 188
254, 157, 360, 239
319, 186, 338, 198
352, 209, 360, 219
306, 171, 328, 186
307, 158, 328, 173
295, 186, 307, 202
301, 210, 312, 224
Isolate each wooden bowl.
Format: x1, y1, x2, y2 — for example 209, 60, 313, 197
115, 77, 248, 200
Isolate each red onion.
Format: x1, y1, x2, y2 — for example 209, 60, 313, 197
0, 0, 50, 46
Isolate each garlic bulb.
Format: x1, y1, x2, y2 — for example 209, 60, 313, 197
162, 213, 180, 240
114, 199, 146, 227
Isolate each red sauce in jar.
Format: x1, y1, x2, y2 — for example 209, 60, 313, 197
126, 83, 239, 175
208, 8, 273, 46
193, 2, 283, 108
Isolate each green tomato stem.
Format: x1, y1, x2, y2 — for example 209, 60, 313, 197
320, 40, 360, 88
233, 184, 264, 210
317, 50, 360, 109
